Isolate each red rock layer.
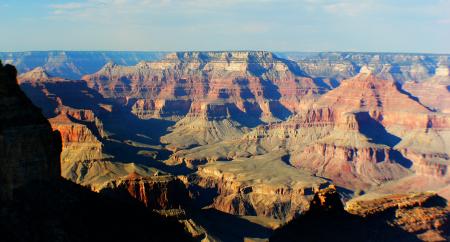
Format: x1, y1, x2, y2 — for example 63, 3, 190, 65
82, 51, 327, 122
103, 172, 190, 210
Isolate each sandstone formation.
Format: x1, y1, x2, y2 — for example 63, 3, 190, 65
0, 62, 192, 241
101, 172, 190, 210
186, 153, 328, 220
171, 67, 448, 192
17, 67, 191, 215
403, 65, 450, 113
82, 51, 327, 150
18, 67, 113, 181
346, 193, 449, 241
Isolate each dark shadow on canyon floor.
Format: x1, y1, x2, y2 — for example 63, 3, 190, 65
191, 208, 273, 242
97, 107, 193, 175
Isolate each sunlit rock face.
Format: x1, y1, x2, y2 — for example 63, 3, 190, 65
403, 65, 450, 113
82, 51, 327, 123
293, 71, 450, 189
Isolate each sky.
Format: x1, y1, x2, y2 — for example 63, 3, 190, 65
0, 0, 449, 53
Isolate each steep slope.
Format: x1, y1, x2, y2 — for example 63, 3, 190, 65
403, 65, 450, 113
18, 67, 189, 201
18, 68, 112, 179
0, 62, 192, 241
0, 64, 61, 201
346, 193, 449, 241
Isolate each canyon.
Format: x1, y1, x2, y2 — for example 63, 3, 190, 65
0, 62, 192, 241
3, 51, 450, 241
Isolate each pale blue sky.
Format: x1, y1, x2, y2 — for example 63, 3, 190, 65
1, 0, 449, 53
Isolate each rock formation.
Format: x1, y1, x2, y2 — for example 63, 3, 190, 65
346, 193, 449, 241
186, 153, 328, 220
403, 65, 450, 113
82, 51, 327, 150
0, 63, 61, 201
16, 67, 198, 227
101, 172, 190, 210
0, 62, 193, 241
271, 187, 449, 242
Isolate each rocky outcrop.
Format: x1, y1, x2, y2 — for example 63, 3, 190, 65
186, 153, 328, 220
17, 68, 119, 185
101, 172, 190, 210
270, 187, 422, 242
49, 112, 105, 164
0, 63, 61, 201
346, 193, 450, 241
295, 142, 411, 190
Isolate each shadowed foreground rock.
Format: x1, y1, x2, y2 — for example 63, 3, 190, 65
0, 63, 192, 242
0, 62, 61, 201
270, 187, 424, 242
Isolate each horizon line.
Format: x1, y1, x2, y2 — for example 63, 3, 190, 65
0, 50, 449, 55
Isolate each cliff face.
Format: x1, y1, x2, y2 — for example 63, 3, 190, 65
18, 68, 112, 183
271, 187, 449, 242
16, 67, 197, 222
403, 66, 450, 113
81, 51, 329, 151
101, 172, 190, 210
0, 63, 61, 201
287, 70, 449, 190
0, 62, 193, 241
82, 51, 325, 123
